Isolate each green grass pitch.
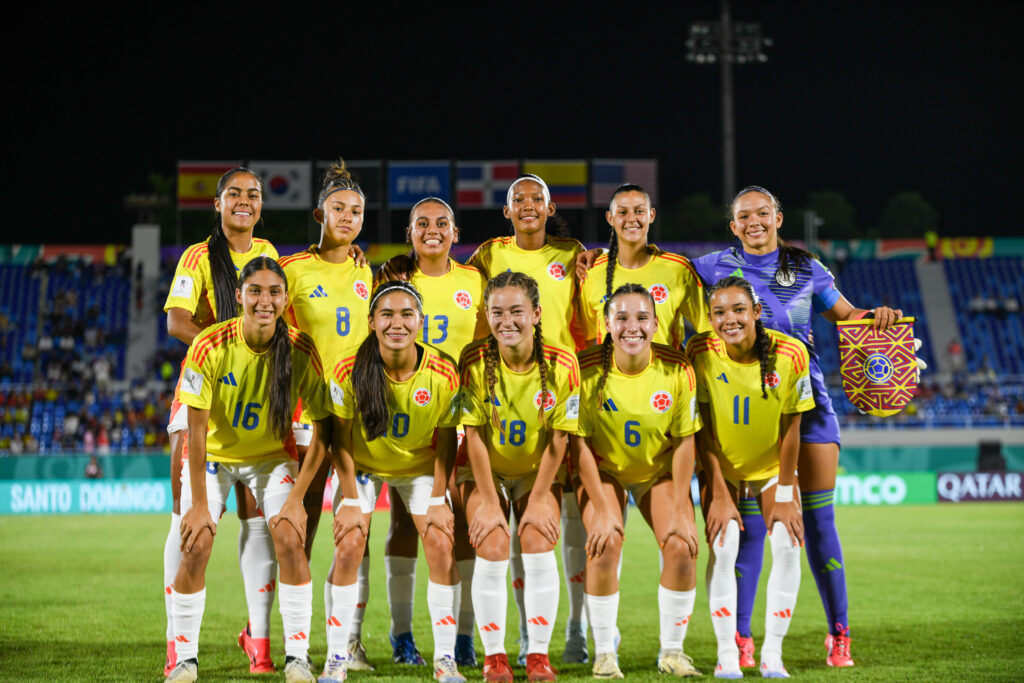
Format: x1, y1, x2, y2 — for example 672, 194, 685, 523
1, 504, 1022, 681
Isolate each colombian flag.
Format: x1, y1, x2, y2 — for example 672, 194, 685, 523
523, 160, 588, 207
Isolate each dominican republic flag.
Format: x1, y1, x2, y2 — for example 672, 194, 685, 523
591, 159, 658, 205
523, 160, 587, 207
250, 161, 313, 209
456, 161, 519, 208
177, 161, 242, 209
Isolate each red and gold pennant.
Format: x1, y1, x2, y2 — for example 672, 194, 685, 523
837, 318, 919, 417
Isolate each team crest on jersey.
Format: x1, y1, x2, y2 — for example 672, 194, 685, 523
453, 290, 473, 310
413, 388, 432, 406
775, 269, 796, 287
648, 283, 670, 304
547, 262, 566, 281
765, 371, 781, 389
534, 390, 557, 411
353, 280, 369, 300
650, 390, 673, 413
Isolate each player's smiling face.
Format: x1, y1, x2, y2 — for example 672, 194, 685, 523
607, 190, 655, 248
370, 291, 423, 353
710, 287, 761, 350
236, 268, 286, 328
487, 286, 541, 351
318, 190, 364, 248
409, 201, 458, 259
607, 293, 658, 357
503, 180, 555, 237
730, 191, 782, 254
215, 172, 263, 232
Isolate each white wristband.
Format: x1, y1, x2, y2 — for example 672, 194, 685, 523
775, 485, 794, 503
428, 495, 447, 508
340, 498, 362, 508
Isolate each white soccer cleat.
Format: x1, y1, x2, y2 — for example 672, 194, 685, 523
318, 653, 348, 683
658, 649, 701, 677
433, 655, 467, 683
759, 653, 789, 679
714, 656, 743, 679
592, 652, 624, 679
284, 655, 317, 683
165, 658, 198, 683
347, 639, 374, 671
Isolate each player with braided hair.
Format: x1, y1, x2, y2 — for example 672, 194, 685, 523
457, 271, 580, 683
686, 276, 814, 679
573, 283, 703, 679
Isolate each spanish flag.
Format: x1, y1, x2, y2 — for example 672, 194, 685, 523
177, 161, 242, 209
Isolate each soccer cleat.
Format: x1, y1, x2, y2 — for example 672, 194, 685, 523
759, 654, 789, 679
482, 654, 515, 683
433, 655, 467, 683
714, 658, 743, 679
736, 633, 755, 669
562, 623, 589, 664
347, 638, 374, 671
526, 653, 558, 682
657, 649, 701, 677
164, 640, 177, 676
454, 633, 477, 667
318, 653, 348, 683
238, 622, 276, 673
165, 658, 198, 683
592, 652, 624, 679
284, 655, 317, 683
825, 627, 854, 667
516, 636, 530, 666
390, 632, 427, 665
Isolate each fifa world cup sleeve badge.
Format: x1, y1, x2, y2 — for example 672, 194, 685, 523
837, 318, 920, 417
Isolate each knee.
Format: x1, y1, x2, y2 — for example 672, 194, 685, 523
334, 530, 367, 564
588, 534, 622, 576
711, 520, 741, 569
660, 536, 697, 579
769, 522, 802, 563
423, 533, 456, 572
519, 526, 555, 554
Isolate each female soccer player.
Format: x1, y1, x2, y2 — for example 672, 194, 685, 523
687, 276, 814, 679
573, 283, 703, 680
692, 187, 904, 668
166, 256, 332, 683
578, 184, 709, 347
162, 167, 281, 675
320, 281, 465, 683
457, 271, 580, 683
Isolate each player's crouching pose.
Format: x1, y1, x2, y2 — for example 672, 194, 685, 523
457, 271, 580, 683
167, 257, 333, 683
686, 277, 814, 679
322, 281, 465, 683
573, 284, 703, 680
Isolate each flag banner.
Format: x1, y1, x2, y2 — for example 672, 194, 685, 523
837, 317, 919, 416
523, 160, 587, 207
315, 160, 383, 209
177, 161, 241, 209
456, 160, 519, 208
388, 161, 451, 209
249, 161, 313, 209
591, 159, 658, 205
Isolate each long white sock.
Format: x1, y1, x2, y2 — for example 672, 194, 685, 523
351, 557, 369, 640
472, 558, 509, 655
523, 551, 559, 654
763, 522, 801, 658
658, 585, 696, 651
279, 581, 312, 660
171, 588, 205, 663
385, 555, 417, 635
584, 592, 619, 656
709, 520, 741, 660
239, 516, 276, 639
427, 581, 460, 661
560, 495, 588, 633
456, 558, 476, 636
326, 582, 359, 660
509, 519, 528, 640
164, 513, 182, 641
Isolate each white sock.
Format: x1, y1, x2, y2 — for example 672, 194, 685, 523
763, 522, 801, 659
279, 581, 312, 660
456, 558, 476, 636
326, 582, 359, 660
171, 588, 205, 663
164, 513, 182, 641
584, 592, 619, 656
708, 520, 740, 660
523, 551, 559, 654
238, 516, 276, 639
427, 580, 460, 661
560, 495, 588, 633
385, 555, 417, 635
351, 557, 369, 640
658, 585, 696, 651
509, 519, 528, 640
472, 558, 509, 655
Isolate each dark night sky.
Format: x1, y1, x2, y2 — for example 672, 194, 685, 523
9, 2, 1020, 243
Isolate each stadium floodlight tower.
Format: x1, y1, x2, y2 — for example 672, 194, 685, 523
686, 0, 772, 204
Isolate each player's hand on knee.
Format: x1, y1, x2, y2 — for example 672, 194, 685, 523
518, 497, 560, 546
661, 513, 699, 559
333, 506, 368, 545
767, 501, 804, 547
424, 499, 455, 545
584, 509, 623, 560
180, 506, 216, 553
270, 498, 307, 548
705, 496, 743, 546
468, 501, 509, 549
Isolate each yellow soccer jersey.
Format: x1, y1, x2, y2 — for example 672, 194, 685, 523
278, 246, 372, 371
577, 343, 702, 484
410, 259, 489, 360
329, 344, 460, 477
459, 339, 580, 478
179, 318, 331, 463
580, 246, 710, 348
467, 235, 585, 352
686, 329, 814, 482
164, 238, 278, 329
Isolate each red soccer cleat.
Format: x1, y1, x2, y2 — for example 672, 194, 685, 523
238, 622, 276, 673
825, 626, 854, 667
735, 632, 755, 668
526, 653, 558, 682
164, 640, 176, 676
482, 653, 515, 682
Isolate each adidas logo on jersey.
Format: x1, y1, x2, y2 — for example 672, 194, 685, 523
308, 285, 328, 298
220, 372, 238, 386
716, 372, 729, 383
601, 398, 618, 412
